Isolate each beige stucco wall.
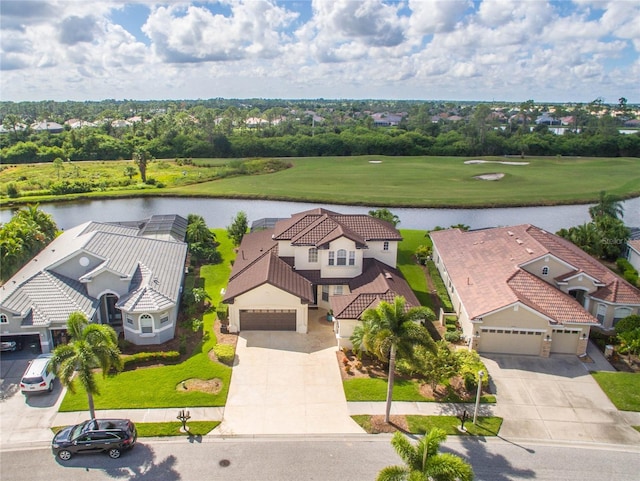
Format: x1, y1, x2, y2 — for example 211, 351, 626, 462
336, 318, 358, 349
364, 240, 398, 267
227, 284, 309, 333
521, 256, 576, 286
480, 305, 550, 330
320, 238, 362, 279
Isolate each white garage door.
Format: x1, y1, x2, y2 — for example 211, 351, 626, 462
479, 328, 543, 355
550, 328, 580, 354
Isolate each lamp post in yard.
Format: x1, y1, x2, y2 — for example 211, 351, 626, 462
473, 370, 485, 425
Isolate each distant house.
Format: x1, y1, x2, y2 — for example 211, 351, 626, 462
371, 112, 404, 127
222, 209, 419, 348
31, 121, 64, 133
431, 225, 640, 357
535, 113, 561, 125
0, 215, 188, 353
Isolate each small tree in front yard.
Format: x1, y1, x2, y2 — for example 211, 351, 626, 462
227, 211, 248, 246
414, 340, 461, 394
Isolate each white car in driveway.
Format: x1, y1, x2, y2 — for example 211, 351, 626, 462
19, 354, 56, 394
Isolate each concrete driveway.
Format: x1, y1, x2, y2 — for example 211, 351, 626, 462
214, 312, 363, 435
0, 350, 64, 447
484, 346, 640, 445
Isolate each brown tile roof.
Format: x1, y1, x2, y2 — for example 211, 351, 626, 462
331, 259, 420, 319
272, 208, 401, 247
430, 224, 639, 325
223, 229, 313, 303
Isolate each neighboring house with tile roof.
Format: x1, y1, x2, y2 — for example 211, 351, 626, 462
626, 238, 640, 272
222, 208, 419, 348
431, 225, 640, 357
0, 215, 188, 353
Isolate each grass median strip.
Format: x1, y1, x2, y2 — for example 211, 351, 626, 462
52, 421, 221, 438
351, 415, 502, 435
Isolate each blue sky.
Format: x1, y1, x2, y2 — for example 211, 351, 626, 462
1, 0, 638, 103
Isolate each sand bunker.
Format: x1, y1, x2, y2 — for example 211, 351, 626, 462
474, 173, 505, 181
465, 160, 529, 165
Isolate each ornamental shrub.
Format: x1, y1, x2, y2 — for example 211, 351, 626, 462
212, 344, 235, 366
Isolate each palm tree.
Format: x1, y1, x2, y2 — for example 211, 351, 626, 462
186, 214, 214, 244
377, 430, 474, 481
49, 312, 123, 420
351, 296, 435, 423
589, 190, 624, 220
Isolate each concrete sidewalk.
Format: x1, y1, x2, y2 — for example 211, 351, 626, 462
51, 407, 224, 428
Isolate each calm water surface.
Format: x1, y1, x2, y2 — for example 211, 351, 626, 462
2, 197, 639, 232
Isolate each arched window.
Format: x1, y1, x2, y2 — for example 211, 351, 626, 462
337, 249, 347, 265
308, 248, 318, 263
542, 266, 549, 276
0, 314, 7, 324
140, 314, 153, 334
383, 241, 389, 251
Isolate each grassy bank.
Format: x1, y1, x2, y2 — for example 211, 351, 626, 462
2, 155, 639, 208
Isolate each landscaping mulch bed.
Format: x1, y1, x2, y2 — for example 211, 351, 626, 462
177, 378, 223, 395
369, 415, 410, 434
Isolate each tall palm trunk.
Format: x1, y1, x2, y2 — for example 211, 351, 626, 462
385, 344, 396, 423
87, 391, 96, 420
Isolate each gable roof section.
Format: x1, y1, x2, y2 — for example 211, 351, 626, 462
527, 226, 640, 304
2, 271, 98, 326
272, 208, 401, 247
507, 270, 596, 324
331, 259, 420, 319
223, 250, 314, 303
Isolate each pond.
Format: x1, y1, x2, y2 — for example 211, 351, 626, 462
2, 196, 639, 233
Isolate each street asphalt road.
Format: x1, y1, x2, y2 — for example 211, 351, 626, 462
2, 436, 640, 481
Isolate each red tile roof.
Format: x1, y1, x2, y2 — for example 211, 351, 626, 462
431, 224, 640, 325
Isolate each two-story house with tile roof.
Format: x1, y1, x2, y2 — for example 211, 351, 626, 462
222, 208, 420, 348
431, 225, 640, 357
0, 215, 188, 353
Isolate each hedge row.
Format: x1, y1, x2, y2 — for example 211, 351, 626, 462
121, 350, 181, 367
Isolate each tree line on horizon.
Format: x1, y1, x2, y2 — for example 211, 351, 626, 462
1, 99, 639, 163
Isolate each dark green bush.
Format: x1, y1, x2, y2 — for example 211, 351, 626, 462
122, 350, 180, 367
444, 330, 461, 342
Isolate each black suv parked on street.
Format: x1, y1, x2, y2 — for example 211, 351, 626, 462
52, 419, 137, 461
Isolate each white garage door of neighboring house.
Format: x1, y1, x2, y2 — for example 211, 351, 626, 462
479, 328, 543, 356
550, 328, 580, 354
239, 309, 297, 331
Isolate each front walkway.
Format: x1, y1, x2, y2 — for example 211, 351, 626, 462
213, 311, 363, 435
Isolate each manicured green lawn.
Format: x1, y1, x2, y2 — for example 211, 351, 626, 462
344, 378, 425, 402
59, 229, 236, 412
4, 156, 639, 208
135, 421, 220, 437
166, 155, 640, 207
398, 230, 432, 309
53, 421, 220, 437
592, 372, 640, 412
351, 415, 502, 436
406, 415, 502, 436
343, 377, 495, 403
